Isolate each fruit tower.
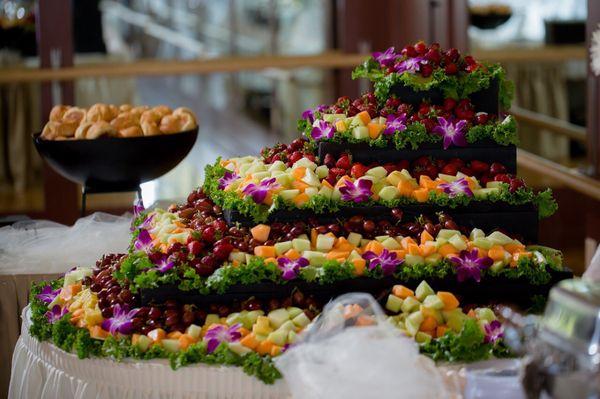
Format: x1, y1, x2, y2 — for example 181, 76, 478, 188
29, 42, 570, 384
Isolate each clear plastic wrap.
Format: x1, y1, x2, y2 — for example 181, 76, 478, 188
0, 212, 131, 274
275, 292, 458, 399
583, 244, 600, 282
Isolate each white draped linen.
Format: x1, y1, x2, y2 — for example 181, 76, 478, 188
9, 307, 290, 399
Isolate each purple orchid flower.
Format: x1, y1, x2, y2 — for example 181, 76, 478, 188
134, 229, 154, 253
383, 114, 407, 136
432, 117, 468, 149
484, 320, 504, 344
140, 214, 155, 230
310, 120, 335, 141
154, 255, 175, 273
438, 178, 473, 198
242, 178, 280, 204
204, 323, 242, 354
133, 199, 145, 218
302, 104, 328, 124
218, 171, 240, 190
101, 304, 140, 335
339, 179, 373, 203
394, 56, 426, 74
362, 249, 403, 276
45, 305, 68, 324
277, 257, 309, 280
373, 47, 397, 66
36, 285, 60, 304
449, 249, 493, 283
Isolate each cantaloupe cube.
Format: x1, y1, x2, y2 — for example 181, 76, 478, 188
291, 167, 306, 180
392, 285, 414, 299
504, 243, 526, 254
356, 110, 371, 125
270, 345, 283, 357
437, 291, 459, 311
148, 328, 166, 342
292, 193, 310, 206
436, 325, 449, 338
368, 123, 384, 139
254, 246, 276, 258
420, 316, 438, 332
334, 237, 354, 252
420, 230, 434, 244
240, 333, 260, 349
420, 241, 437, 257
89, 325, 109, 340
283, 249, 301, 260
400, 237, 417, 250
326, 250, 350, 260
407, 243, 421, 256
256, 340, 274, 355
364, 240, 385, 255
438, 243, 458, 257
167, 331, 183, 339
413, 188, 429, 203
335, 119, 347, 132
397, 180, 416, 197
292, 180, 310, 192
488, 245, 506, 262
178, 334, 196, 350
321, 179, 334, 189
250, 224, 271, 243
390, 249, 406, 259
352, 258, 366, 275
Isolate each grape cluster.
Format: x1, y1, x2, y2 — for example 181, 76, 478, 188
89, 254, 136, 319
261, 138, 315, 166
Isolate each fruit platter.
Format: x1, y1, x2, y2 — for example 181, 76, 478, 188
27, 42, 571, 392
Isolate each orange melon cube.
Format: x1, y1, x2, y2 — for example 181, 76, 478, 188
283, 249, 301, 260
368, 123, 384, 139
504, 243, 526, 254
356, 110, 372, 125
292, 192, 310, 206
250, 224, 271, 243
321, 179, 334, 189
335, 175, 353, 188
364, 240, 385, 255
412, 188, 429, 203
438, 243, 458, 257
167, 331, 183, 339
400, 237, 417, 250
263, 257, 277, 265
326, 250, 350, 260
420, 316, 438, 332
238, 327, 250, 337
407, 243, 421, 256
310, 228, 318, 247
420, 241, 437, 257
420, 230, 434, 244
89, 325, 109, 340
352, 258, 366, 276
390, 249, 406, 260
392, 285, 414, 299
148, 328, 166, 342
291, 167, 306, 180
467, 309, 476, 318
254, 246, 276, 258
270, 345, 283, 357
256, 340, 274, 356
240, 333, 260, 350
436, 325, 449, 338
334, 237, 354, 251
335, 119, 347, 132
178, 334, 196, 350
397, 180, 416, 197
488, 245, 506, 262
437, 291, 460, 311
292, 180, 310, 192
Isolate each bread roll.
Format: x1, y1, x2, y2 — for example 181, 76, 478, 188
119, 125, 143, 138
86, 121, 117, 139
119, 104, 133, 113
74, 122, 93, 140
111, 112, 138, 130
152, 105, 172, 118
62, 107, 86, 125
49, 105, 69, 122
86, 103, 118, 123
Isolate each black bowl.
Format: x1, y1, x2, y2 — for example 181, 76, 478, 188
33, 128, 198, 192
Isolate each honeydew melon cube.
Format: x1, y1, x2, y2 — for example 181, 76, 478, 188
443, 309, 466, 332
475, 308, 496, 323
386, 294, 404, 313
322, 113, 346, 123
205, 314, 220, 327
423, 294, 445, 310
271, 171, 285, 177
247, 163, 267, 174
487, 231, 513, 246
228, 342, 252, 356
473, 188, 500, 199
292, 238, 311, 252
360, 238, 371, 247
292, 312, 311, 328
229, 251, 247, 264
352, 115, 366, 126
352, 126, 369, 139
347, 232, 362, 247
302, 251, 326, 266
386, 171, 404, 186
382, 237, 401, 250
437, 229, 461, 239
486, 181, 503, 189
316, 234, 335, 251
425, 253, 442, 265
275, 174, 293, 188
246, 310, 264, 326
348, 250, 362, 262
449, 235, 467, 251
378, 186, 400, 201
375, 235, 390, 242
134, 335, 153, 352
297, 234, 309, 241
305, 187, 319, 197
255, 334, 268, 342
255, 316, 271, 333
401, 296, 421, 313
268, 161, 287, 172
366, 166, 388, 181
372, 181, 387, 196
286, 307, 303, 319
415, 281, 435, 301
277, 320, 296, 333
489, 260, 504, 273
315, 165, 329, 179
267, 330, 288, 346
275, 241, 293, 256
288, 330, 298, 344
226, 312, 243, 326
415, 331, 432, 344
438, 173, 458, 183
406, 312, 424, 336
397, 321, 406, 331
469, 228, 486, 241
268, 309, 290, 329
318, 186, 333, 199
405, 254, 424, 266
420, 305, 444, 324
302, 169, 321, 187
473, 238, 493, 250
239, 163, 252, 175
400, 169, 414, 181
162, 339, 181, 353
293, 159, 317, 171
245, 254, 254, 265
332, 188, 342, 201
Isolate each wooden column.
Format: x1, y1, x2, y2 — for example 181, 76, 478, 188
588, 0, 600, 177
36, 0, 79, 224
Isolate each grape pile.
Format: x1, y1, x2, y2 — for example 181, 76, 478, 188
261, 138, 315, 166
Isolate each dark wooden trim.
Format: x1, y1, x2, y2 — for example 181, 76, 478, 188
36, 0, 79, 224
588, 0, 600, 177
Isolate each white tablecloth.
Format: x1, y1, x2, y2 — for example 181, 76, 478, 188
9, 307, 290, 399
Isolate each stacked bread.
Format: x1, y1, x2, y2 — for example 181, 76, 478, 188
41, 104, 198, 140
